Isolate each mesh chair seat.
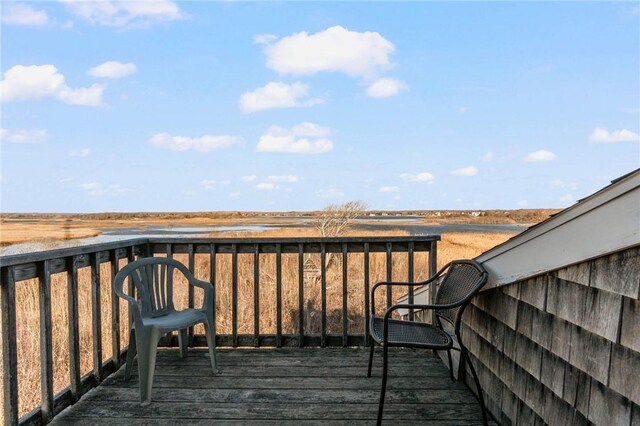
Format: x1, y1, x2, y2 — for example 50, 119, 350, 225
371, 317, 452, 349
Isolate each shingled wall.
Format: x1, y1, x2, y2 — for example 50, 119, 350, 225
462, 245, 640, 425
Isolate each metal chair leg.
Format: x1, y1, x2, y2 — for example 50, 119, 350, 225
376, 344, 388, 426
447, 350, 454, 381
367, 340, 375, 378
460, 344, 488, 426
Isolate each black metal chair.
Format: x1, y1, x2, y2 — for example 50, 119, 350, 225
367, 259, 489, 425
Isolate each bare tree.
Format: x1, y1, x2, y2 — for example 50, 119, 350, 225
314, 200, 368, 237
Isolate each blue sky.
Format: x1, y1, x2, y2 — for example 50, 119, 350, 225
1, 1, 638, 213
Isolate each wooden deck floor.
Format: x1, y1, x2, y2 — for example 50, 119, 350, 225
52, 347, 491, 425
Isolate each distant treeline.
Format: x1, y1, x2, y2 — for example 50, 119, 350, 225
1, 209, 561, 224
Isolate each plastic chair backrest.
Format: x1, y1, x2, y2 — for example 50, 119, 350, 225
114, 257, 190, 318
435, 260, 487, 329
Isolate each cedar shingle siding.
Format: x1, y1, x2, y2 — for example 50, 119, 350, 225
463, 246, 640, 425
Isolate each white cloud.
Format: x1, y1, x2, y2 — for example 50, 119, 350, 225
200, 180, 216, 190
481, 152, 493, 162
263, 25, 395, 78
550, 179, 577, 191
399, 172, 434, 183
0, 64, 104, 106
88, 61, 137, 79
229, 192, 241, 198
2, 3, 49, 26
317, 188, 344, 198
256, 182, 276, 191
69, 148, 90, 157
239, 81, 323, 113
559, 194, 574, 202
60, 177, 74, 183
524, 150, 556, 162
379, 185, 400, 193
241, 175, 257, 182
149, 132, 242, 152
220, 180, 231, 185
451, 166, 478, 177
253, 33, 277, 45
366, 78, 407, 98
268, 175, 299, 183
60, 0, 184, 28
256, 122, 333, 154
589, 127, 640, 144
516, 200, 528, 207
80, 182, 127, 196
0, 128, 47, 144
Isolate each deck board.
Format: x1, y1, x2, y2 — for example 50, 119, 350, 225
52, 347, 492, 425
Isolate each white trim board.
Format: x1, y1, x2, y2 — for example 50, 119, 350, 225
477, 170, 640, 289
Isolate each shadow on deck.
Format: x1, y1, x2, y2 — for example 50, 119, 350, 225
52, 347, 491, 425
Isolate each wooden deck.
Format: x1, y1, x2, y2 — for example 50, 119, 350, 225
51, 347, 491, 425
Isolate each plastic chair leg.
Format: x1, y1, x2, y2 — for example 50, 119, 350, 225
124, 328, 137, 381
204, 322, 218, 374
178, 328, 189, 358
136, 327, 160, 406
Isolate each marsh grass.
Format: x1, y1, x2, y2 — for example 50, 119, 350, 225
0, 229, 515, 420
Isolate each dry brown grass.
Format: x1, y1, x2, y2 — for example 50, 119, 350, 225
0, 229, 515, 421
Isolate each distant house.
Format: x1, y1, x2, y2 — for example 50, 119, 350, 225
403, 169, 640, 424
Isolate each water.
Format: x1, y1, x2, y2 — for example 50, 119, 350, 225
0, 219, 527, 256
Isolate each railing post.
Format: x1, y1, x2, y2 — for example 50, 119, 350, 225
407, 241, 415, 321
320, 243, 327, 347
210, 244, 218, 345
253, 244, 260, 347
67, 257, 81, 402
188, 244, 195, 345
91, 253, 103, 383
386, 242, 393, 309
342, 243, 348, 347
231, 244, 238, 348
298, 243, 304, 347
363, 242, 370, 347
110, 250, 121, 366
275, 243, 282, 348
429, 240, 438, 324
38, 260, 54, 423
1, 266, 19, 426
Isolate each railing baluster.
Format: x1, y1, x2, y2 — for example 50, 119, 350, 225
386, 242, 393, 309
408, 241, 415, 321
363, 242, 370, 347
342, 243, 348, 347
298, 243, 304, 347
429, 240, 438, 324
188, 244, 195, 344
1, 266, 19, 426
91, 252, 103, 382
67, 257, 81, 402
110, 250, 121, 366
253, 244, 260, 347
320, 243, 327, 348
210, 244, 217, 343
275, 243, 282, 348
231, 244, 238, 348
39, 260, 54, 423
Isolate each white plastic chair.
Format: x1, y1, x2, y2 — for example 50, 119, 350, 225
113, 257, 218, 405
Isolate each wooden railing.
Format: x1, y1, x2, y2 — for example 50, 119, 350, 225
0, 235, 439, 426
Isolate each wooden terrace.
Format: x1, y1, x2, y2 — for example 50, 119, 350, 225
51, 347, 490, 425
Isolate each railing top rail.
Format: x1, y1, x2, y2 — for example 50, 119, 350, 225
0, 235, 440, 268
148, 235, 440, 244
0, 237, 149, 267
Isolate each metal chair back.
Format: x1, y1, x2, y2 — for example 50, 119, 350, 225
435, 260, 488, 329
